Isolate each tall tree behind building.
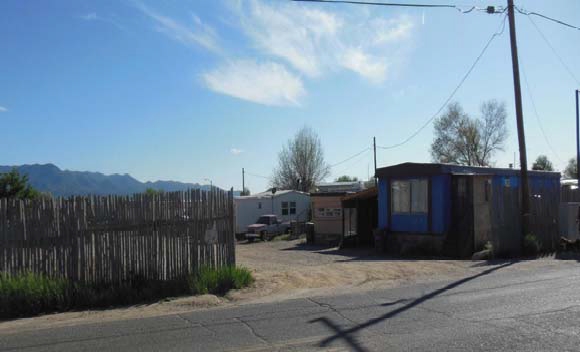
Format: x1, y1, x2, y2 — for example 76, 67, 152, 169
272, 126, 330, 192
532, 155, 554, 171
430, 100, 508, 166
564, 158, 577, 178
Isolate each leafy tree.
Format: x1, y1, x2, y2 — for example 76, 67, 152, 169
564, 158, 577, 179
272, 126, 330, 192
240, 187, 251, 196
335, 175, 358, 182
430, 100, 508, 166
0, 168, 39, 199
531, 155, 554, 171
145, 188, 163, 196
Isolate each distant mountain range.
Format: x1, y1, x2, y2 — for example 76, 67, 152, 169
0, 164, 214, 197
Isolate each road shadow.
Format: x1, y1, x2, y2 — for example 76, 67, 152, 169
283, 242, 457, 263
309, 262, 514, 352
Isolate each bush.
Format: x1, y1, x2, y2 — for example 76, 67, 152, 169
0, 267, 253, 319
189, 266, 253, 295
523, 233, 542, 257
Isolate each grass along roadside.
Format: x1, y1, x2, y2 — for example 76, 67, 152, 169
0, 266, 253, 319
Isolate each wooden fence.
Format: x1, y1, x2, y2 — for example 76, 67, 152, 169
0, 189, 235, 284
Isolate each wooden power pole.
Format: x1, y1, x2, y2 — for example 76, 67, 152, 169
576, 90, 580, 184
373, 137, 377, 186
507, 0, 530, 242
242, 168, 245, 195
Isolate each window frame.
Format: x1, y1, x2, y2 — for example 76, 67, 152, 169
281, 201, 289, 215
289, 201, 296, 215
391, 178, 429, 215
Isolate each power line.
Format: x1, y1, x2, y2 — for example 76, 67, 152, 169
525, 16, 580, 86
333, 149, 372, 175
521, 62, 563, 164
244, 171, 270, 180
290, 0, 500, 13
376, 14, 507, 150
329, 147, 371, 168
515, 7, 580, 31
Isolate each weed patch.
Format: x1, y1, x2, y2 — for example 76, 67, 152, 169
0, 266, 253, 319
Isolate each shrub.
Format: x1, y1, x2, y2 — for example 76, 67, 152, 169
523, 233, 542, 257
0, 267, 253, 319
189, 266, 253, 295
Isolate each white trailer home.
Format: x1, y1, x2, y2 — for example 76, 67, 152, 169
234, 190, 311, 236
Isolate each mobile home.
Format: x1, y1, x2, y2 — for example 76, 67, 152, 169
234, 190, 310, 236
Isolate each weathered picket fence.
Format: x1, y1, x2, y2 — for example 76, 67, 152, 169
0, 189, 235, 284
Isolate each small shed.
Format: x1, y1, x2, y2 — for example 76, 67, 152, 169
310, 192, 349, 244
234, 190, 310, 236
376, 163, 560, 257
341, 187, 378, 246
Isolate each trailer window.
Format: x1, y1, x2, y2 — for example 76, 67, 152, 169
392, 179, 428, 214
281, 201, 289, 215
290, 201, 296, 215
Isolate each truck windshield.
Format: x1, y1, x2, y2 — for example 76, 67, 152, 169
256, 216, 270, 225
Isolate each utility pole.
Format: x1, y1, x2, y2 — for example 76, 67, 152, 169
576, 90, 580, 184
373, 137, 377, 187
507, 0, 530, 242
242, 168, 245, 195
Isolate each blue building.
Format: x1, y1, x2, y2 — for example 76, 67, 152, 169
376, 163, 560, 257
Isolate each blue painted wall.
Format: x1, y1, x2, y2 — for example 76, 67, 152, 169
377, 175, 451, 234
378, 178, 388, 229
431, 175, 451, 234
391, 213, 428, 232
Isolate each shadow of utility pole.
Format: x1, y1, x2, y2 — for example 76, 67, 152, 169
310, 262, 515, 352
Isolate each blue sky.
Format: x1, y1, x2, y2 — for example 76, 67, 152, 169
1, 0, 579, 192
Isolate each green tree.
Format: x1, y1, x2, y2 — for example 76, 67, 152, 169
0, 169, 39, 199
564, 158, 577, 179
430, 100, 508, 166
531, 155, 554, 171
145, 188, 163, 196
335, 175, 358, 182
272, 126, 330, 192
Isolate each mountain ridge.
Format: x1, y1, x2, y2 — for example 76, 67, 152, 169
0, 164, 211, 196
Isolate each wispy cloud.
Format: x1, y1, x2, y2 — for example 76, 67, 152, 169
230, 148, 244, 155
77, 12, 126, 31
135, 3, 221, 54
0, 106, 7, 113
202, 60, 305, 107
233, 1, 415, 84
80, 13, 98, 21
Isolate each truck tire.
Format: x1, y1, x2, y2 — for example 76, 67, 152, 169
260, 231, 266, 242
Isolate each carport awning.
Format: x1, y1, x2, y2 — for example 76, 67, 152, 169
342, 187, 378, 208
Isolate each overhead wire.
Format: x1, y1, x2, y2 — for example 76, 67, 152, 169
333, 148, 372, 176
376, 13, 508, 150
290, 0, 498, 13
524, 16, 580, 86
515, 6, 580, 31
329, 147, 371, 168
521, 62, 563, 164
244, 171, 270, 180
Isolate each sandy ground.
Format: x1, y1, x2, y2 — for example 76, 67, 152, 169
0, 238, 573, 334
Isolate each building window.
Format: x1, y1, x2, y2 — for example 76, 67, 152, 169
281, 201, 289, 215
315, 208, 342, 218
258, 202, 262, 209
290, 201, 296, 215
392, 179, 428, 214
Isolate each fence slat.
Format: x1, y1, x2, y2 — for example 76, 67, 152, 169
0, 189, 234, 284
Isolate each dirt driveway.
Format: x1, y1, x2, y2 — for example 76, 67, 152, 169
0, 238, 570, 334
231, 238, 474, 303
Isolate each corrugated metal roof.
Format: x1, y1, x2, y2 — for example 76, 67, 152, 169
234, 189, 309, 200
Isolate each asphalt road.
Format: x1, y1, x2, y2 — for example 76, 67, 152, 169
2, 260, 580, 351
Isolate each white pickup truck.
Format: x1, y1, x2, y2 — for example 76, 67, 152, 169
245, 215, 291, 242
